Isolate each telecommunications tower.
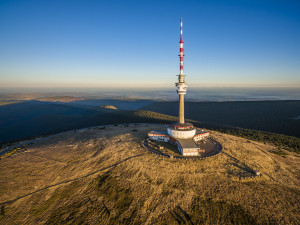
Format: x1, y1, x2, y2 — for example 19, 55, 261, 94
176, 18, 187, 124
148, 18, 211, 156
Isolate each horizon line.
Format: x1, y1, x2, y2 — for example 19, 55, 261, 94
1, 86, 300, 92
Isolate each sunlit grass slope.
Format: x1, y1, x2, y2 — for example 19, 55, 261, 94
0, 124, 299, 224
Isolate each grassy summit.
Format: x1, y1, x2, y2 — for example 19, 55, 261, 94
0, 124, 299, 224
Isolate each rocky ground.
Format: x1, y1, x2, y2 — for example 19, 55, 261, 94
0, 124, 299, 224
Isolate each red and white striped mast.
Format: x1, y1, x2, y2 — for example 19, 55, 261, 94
179, 18, 184, 77
176, 18, 187, 124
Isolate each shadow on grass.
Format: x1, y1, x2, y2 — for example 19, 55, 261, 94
0, 153, 145, 206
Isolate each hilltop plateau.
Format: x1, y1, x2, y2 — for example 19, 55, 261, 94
0, 124, 299, 224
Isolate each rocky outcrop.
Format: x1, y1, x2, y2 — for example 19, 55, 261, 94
100, 105, 118, 110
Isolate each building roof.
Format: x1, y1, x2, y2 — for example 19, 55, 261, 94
195, 130, 210, 136
170, 122, 194, 130
176, 138, 199, 149
148, 130, 168, 136
148, 130, 200, 150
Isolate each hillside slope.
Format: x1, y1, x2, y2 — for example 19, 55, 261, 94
0, 101, 149, 144
141, 101, 300, 138
0, 124, 299, 224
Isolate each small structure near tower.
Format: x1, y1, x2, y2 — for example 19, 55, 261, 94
148, 18, 211, 156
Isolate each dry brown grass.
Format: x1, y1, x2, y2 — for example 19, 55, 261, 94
0, 124, 299, 224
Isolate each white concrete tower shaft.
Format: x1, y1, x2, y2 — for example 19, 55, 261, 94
176, 18, 187, 124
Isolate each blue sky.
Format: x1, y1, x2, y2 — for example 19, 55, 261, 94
0, 0, 299, 88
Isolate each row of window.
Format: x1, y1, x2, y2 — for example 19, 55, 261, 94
183, 152, 199, 156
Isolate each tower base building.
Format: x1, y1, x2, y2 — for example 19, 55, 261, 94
148, 127, 209, 156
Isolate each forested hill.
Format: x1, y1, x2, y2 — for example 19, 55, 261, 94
141, 100, 300, 138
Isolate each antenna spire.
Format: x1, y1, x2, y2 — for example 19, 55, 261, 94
179, 18, 184, 77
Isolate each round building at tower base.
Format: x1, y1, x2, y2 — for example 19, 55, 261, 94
148, 123, 211, 157
167, 123, 196, 139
